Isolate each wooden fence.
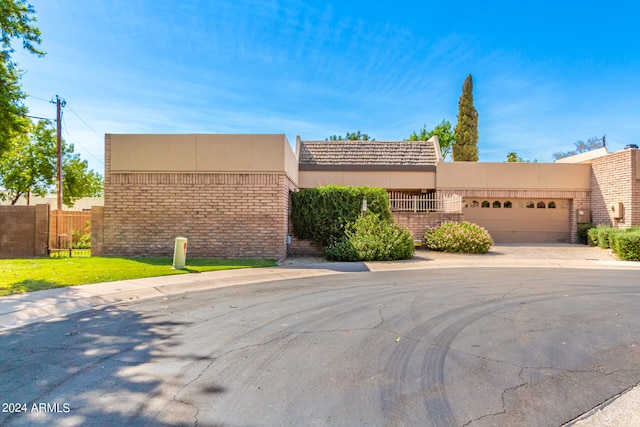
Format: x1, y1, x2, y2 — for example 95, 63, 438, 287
49, 210, 92, 257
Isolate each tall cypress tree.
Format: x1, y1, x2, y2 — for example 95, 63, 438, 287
453, 74, 479, 161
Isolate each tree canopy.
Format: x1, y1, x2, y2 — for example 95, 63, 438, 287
453, 74, 479, 161
408, 119, 455, 160
552, 136, 605, 160
506, 152, 537, 163
0, 120, 103, 206
325, 131, 374, 141
0, 0, 44, 158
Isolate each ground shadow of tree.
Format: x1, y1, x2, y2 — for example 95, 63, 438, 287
0, 301, 226, 426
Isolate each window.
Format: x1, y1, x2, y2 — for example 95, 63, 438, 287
481, 201, 490, 208
537, 201, 546, 209
504, 201, 513, 208
548, 201, 556, 209
492, 201, 501, 208
471, 200, 479, 208
526, 201, 534, 208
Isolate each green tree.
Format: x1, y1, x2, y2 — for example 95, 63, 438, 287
408, 119, 455, 160
61, 147, 104, 206
326, 131, 374, 141
552, 136, 604, 160
506, 152, 538, 163
0, 120, 103, 206
0, 120, 55, 204
0, 0, 44, 158
453, 74, 479, 161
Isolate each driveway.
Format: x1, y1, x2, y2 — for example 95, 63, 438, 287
1, 245, 639, 426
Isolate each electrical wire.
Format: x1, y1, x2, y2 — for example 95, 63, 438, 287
66, 106, 103, 139
61, 115, 105, 166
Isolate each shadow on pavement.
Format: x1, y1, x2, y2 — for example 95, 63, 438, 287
0, 303, 223, 426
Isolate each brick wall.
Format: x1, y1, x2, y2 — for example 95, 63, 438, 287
288, 235, 325, 257
590, 149, 638, 228
393, 212, 464, 242
0, 204, 49, 258
103, 173, 295, 258
103, 134, 296, 259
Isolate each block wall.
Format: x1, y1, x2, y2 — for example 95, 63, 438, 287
0, 204, 49, 258
103, 134, 296, 259
590, 149, 639, 228
103, 173, 294, 258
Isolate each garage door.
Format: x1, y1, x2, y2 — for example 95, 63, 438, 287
462, 198, 570, 243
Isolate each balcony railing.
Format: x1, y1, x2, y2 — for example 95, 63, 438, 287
389, 194, 462, 213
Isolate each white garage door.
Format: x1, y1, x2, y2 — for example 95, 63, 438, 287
462, 198, 570, 243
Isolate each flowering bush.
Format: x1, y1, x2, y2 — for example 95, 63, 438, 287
424, 221, 493, 254
325, 214, 414, 261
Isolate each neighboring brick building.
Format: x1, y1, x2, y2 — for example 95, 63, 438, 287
588, 148, 640, 228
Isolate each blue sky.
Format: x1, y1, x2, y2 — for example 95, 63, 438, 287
14, 0, 640, 173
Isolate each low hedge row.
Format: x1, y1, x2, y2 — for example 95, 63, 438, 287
587, 226, 640, 260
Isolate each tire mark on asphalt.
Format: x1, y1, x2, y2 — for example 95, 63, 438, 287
382, 288, 637, 426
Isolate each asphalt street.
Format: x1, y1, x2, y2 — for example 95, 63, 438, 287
1, 266, 639, 426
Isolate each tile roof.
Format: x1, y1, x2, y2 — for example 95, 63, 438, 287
299, 140, 438, 169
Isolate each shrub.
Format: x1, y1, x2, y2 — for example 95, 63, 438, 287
72, 220, 91, 249
291, 185, 391, 246
324, 214, 414, 261
587, 227, 600, 247
593, 226, 627, 249
424, 221, 493, 254
577, 223, 594, 245
614, 231, 640, 261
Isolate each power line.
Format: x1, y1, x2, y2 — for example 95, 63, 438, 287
26, 94, 51, 103
61, 115, 105, 166
27, 115, 54, 122
67, 106, 102, 138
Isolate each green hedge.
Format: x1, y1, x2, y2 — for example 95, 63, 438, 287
291, 185, 391, 246
424, 221, 493, 254
613, 231, 640, 261
324, 214, 414, 261
587, 225, 640, 260
577, 223, 594, 245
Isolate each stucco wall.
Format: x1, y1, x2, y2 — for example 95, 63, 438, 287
436, 162, 591, 190
109, 133, 298, 184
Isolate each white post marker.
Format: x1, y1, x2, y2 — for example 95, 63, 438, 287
173, 237, 188, 270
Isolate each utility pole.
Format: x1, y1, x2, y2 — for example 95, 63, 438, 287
52, 95, 66, 211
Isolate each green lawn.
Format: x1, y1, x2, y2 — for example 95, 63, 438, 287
0, 257, 277, 297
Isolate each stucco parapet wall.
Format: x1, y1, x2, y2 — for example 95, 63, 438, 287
108, 134, 298, 185
436, 162, 591, 191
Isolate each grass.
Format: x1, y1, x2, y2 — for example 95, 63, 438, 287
0, 257, 277, 297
